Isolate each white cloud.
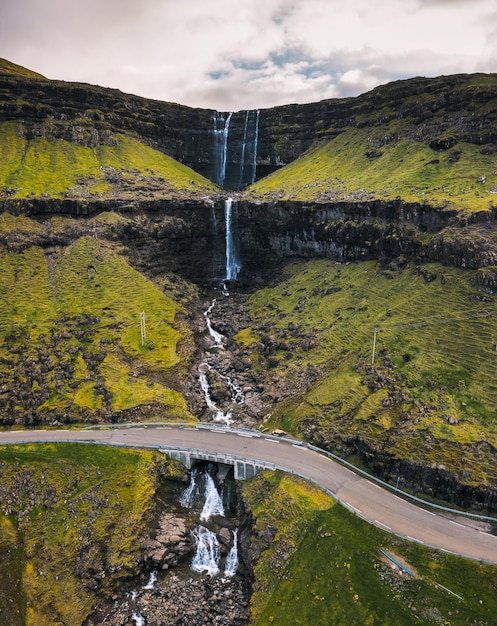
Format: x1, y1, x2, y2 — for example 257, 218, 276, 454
1, 0, 497, 110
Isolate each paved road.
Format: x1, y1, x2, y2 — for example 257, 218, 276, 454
1, 425, 497, 564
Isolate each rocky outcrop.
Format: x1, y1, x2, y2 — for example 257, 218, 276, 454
88, 572, 251, 626
142, 513, 193, 570
343, 436, 497, 513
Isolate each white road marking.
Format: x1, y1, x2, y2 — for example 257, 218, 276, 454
367, 481, 382, 490
450, 520, 465, 528
346, 503, 362, 514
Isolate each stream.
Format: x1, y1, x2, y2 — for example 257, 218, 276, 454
88, 197, 252, 625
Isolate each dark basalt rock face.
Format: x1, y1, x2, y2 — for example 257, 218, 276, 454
2, 72, 497, 187
4, 196, 497, 289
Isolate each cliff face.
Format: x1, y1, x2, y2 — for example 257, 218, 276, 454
2, 72, 497, 188
5, 195, 497, 289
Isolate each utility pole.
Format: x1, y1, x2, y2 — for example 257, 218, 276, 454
140, 311, 146, 346
371, 325, 378, 367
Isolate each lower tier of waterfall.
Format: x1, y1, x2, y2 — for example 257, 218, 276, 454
179, 464, 239, 578
224, 528, 239, 577
191, 525, 239, 578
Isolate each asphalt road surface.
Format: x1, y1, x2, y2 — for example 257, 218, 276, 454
1, 425, 497, 563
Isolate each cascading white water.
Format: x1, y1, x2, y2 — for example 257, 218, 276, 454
225, 198, 240, 281
181, 468, 225, 519
200, 298, 239, 425
204, 299, 224, 347
203, 362, 244, 404
132, 613, 146, 626
179, 468, 198, 508
239, 110, 250, 187
237, 109, 260, 187
214, 109, 259, 188
199, 365, 233, 425
200, 472, 225, 521
213, 112, 232, 187
251, 109, 260, 184
142, 570, 157, 590
224, 529, 239, 577
199, 368, 219, 413
191, 525, 221, 576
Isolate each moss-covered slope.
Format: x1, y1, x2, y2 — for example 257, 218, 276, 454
244, 470, 497, 625
238, 258, 497, 493
0, 227, 197, 425
0, 121, 218, 201
0, 442, 182, 626
0, 58, 46, 80
246, 127, 497, 214
249, 73, 497, 213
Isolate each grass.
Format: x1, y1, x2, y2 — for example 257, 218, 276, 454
242, 470, 334, 620
0, 442, 183, 626
0, 233, 195, 422
244, 470, 497, 625
0, 121, 218, 199
246, 128, 497, 213
239, 258, 497, 486
0, 58, 46, 79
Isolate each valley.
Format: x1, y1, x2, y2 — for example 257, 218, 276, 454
2, 57, 497, 624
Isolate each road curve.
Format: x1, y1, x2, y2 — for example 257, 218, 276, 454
1, 425, 497, 564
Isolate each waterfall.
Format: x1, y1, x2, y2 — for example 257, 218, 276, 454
213, 111, 232, 187
251, 109, 260, 184
179, 468, 199, 508
199, 368, 219, 412
200, 299, 235, 425
225, 198, 240, 281
213, 109, 258, 188
142, 570, 157, 590
239, 111, 250, 187
200, 473, 225, 521
191, 526, 221, 576
224, 529, 239, 577
132, 614, 146, 626
181, 468, 225, 520
199, 362, 233, 425
204, 299, 225, 347
199, 366, 232, 425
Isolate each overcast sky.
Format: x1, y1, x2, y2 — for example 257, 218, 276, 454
2, 0, 497, 111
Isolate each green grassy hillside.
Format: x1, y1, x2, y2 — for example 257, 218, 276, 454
244, 470, 497, 625
0, 443, 182, 626
0, 58, 46, 80
0, 121, 218, 200
246, 127, 497, 213
238, 258, 497, 488
0, 229, 196, 424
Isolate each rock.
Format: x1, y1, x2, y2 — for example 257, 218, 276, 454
151, 548, 167, 564
218, 527, 231, 546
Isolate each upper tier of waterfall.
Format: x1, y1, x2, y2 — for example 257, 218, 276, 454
212, 110, 260, 189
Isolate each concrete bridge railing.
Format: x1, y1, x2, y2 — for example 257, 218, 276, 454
160, 446, 276, 480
